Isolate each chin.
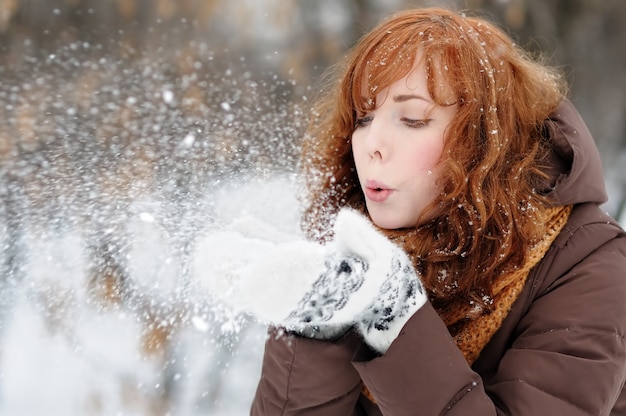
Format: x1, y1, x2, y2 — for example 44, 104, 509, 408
368, 212, 414, 230
366, 203, 424, 230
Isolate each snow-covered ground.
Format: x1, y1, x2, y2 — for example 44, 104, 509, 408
0, 174, 302, 415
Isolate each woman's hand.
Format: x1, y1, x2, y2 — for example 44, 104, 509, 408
229, 209, 428, 352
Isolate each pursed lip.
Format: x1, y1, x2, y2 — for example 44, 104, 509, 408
364, 179, 394, 202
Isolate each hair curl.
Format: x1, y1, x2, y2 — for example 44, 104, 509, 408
300, 7, 568, 313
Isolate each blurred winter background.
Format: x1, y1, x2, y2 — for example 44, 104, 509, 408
0, 0, 624, 415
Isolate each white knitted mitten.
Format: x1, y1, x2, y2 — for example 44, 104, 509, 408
230, 208, 428, 352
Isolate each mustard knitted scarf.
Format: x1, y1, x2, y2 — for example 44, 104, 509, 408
450, 204, 572, 364
361, 204, 572, 402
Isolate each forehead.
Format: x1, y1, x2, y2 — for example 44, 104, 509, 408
355, 46, 453, 108
361, 54, 428, 96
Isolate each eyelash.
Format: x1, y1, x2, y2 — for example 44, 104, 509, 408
355, 116, 373, 127
354, 116, 431, 129
403, 118, 431, 128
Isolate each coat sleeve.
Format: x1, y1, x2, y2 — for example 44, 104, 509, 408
250, 327, 365, 415
352, 232, 626, 415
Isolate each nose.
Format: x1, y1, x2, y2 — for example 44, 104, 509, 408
363, 118, 386, 160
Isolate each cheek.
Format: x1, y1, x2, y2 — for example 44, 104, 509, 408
350, 135, 358, 156
351, 136, 365, 168
409, 141, 444, 172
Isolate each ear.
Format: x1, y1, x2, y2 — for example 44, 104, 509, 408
332, 208, 394, 260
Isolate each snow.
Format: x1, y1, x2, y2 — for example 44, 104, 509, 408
0, 4, 623, 413
0, 174, 302, 415
0, 37, 310, 414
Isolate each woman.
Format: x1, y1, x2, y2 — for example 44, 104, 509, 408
245, 7, 626, 415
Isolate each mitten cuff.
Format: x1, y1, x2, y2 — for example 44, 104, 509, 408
290, 323, 352, 341
358, 298, 425, 354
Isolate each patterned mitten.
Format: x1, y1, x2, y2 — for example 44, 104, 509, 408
331, 209, 428, 353
229, 208, 428, 351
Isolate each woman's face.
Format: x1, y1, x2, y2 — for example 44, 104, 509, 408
351, 58, 458, 230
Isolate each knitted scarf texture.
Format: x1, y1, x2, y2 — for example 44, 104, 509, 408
361, 204, 573, 403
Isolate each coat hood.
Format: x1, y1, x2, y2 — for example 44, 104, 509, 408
541, 99, 608, 206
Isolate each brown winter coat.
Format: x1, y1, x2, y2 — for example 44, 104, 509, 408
250, 99, 626, 415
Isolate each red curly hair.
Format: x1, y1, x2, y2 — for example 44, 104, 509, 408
300, 7, 568, 314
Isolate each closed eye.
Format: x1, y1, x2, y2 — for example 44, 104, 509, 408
402, 118, 431, 128
355, 116, 373, 128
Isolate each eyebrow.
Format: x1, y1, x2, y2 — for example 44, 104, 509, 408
393, 94, 431, 103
